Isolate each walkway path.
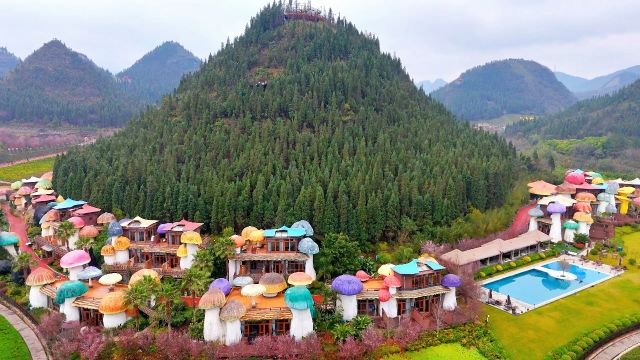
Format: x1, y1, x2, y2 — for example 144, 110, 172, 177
587, 329, 640, 360
0, 302, 48, 360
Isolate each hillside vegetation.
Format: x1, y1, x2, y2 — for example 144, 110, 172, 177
118, 41, 201, 103
54, 3, 519, 244
0, 40, 140, 127
432, 59, 576, 121
0, 47, 20, 78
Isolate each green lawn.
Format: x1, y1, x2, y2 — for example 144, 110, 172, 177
386, 343, 487, 360
0, 157, 55, 182
487, 227, 640, 360
0, 315, 31, 360
621, 346, 640, 360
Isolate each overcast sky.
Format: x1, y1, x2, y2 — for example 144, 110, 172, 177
1, 0, 639, 81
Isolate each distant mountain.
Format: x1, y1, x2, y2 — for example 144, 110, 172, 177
432, 59, 576, 121
0, 40, 140, 127
117, 41, 201, 103
555, 65, 640, 99
0, 47, 20, 78
507, 78, 640, 139
417, 79, 446, 93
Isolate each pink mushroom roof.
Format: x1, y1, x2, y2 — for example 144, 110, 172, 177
67, 216, 85, 229
383, 275, 402, 288
60, 250, 91, 268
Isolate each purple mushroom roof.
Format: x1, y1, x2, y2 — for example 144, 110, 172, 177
547, 202, 566, 214
331, 274, 364, 296
210, 278, 232, 295
157, 223, 172, 235
442, 274, 462, 287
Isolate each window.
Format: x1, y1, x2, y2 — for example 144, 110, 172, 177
275, 320, 290, 335
287, 261, 305, 273
397, 299, 407, 315
243, 320, 271, 341
266, 238, 298, 252
168, 255, 179, 269
167, 232, 180, 245
153, 253, 167, 267
249, 261, 264, 273
410, 275, 427, 289
414, 297, 430, 313
357, 299, 378, 316
80, 308, 103, 326
272, 261, 284, 274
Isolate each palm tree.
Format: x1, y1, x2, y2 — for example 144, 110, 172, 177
156, 279, 182, 330
56, 221, 76, 249
74, 236, 94, 251
180, 267, 210, 323
124, 283, 150, 330
12, 252, 36, 280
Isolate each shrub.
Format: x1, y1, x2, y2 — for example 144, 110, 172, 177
523, 256, 531, 262
371, 344, 402, 358
613, 320, 623, 327
337, 337, 367, 359
607, 324, 618, 332
496, 265, 503, 271
540, 253, 546, 259
628, 258, 636, 265
571, 345, 583, 353
561, 356, 571, 360
594, 330, 606, 338
583, 337, 594, 346
509, 262, 517, 268
479, 272, 486, 278
566, 352, 577, 359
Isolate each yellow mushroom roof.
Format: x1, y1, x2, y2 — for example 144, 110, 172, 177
176, 244, 188, 257
180, 230, 202, 245
99, 291, 127, 315
100, 244, 115, 256
112, 236, 131, 251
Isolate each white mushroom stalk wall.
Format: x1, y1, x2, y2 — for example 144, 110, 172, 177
62, 298, 80, 322
442, 288, 457, 310
528, 218, 538, 232
549, 213, 562, 242
103, 312, 127, 329
103, 255, 116, 265
336, 294, 357, 321
67, 265, 84, 281
29, 286, 48, 308
305, 254, 316, 280
289, 308, 313, 341
186, 244, 198, 268
203, 308, 224, 342
379, 299, 398, 318
578, 221, 589, 235
597, 201, 608, 214
180, 257, 190, 270
228, 260, 236, 281
564, 228, 575, 243
225, 320, 242, 345
68, 231, 79, 250
3, 245, 17, 258
115, 250, 129, 264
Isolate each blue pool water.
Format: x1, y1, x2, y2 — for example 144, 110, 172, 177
483, 261, 610, 306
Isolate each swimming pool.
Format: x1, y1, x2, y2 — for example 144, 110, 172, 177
483, 261, 611, 307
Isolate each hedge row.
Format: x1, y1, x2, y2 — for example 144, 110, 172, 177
545, 313, 640, 360
475, 249, 558, 279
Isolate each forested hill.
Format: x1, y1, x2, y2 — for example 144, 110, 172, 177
506, 78, 640, 139
0, 47, 20, 78
432, 59, 577, 121
117, 41, 201, 103
0, 40, 140, 127
54, 3, 520, 243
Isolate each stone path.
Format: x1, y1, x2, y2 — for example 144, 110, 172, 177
0, 302, 48, 360
587, 329, 640, 360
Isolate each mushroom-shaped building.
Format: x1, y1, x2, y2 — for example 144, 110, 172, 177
99, 291, 128, 328
232, 276, 254, 288
180, 231, 202, 269
210, 278, 232, 296
573, 212, 593, 235
79, 225, 99, 239
101, 244, 116, 265
384, 275, 402, 295
240, 226, 258, 239
177, 244, 189, 269
378, 287, 395, 318
99, 273, 123, 290
555, 183, 577, 199
55, 280, 88, 322
10, 181, 21, 190
355, 270, 370, 282
248, 230, 265, 246
441, 274, 462, 311
97, 212, 116, 226
259, 273, 287, 297
230, 235, 245, 255
291, 220, 314, 236
0, 232, 19, 258
605, 182, 620, 213
284, 285, 315, 340
199, 288, 227, 342
597, 192, 609, 214
298, 237, 319, 280
35, 178, 52, 190
63, 217, 84, 250
107, 221, 123, 243
377, 264, 395, 277
528, 206, 544, 232
26, 268, 56, 308
616, 195, 632, 215
112, 236, 131, 264
563, 220, 579, 242
331, 274, 363, 321
77, 266, 103, 287
287, 272, 313, 287
547, 202, 566, 243
565, 172, 585, 185
574, 202, 592, 214
129, 268, 161, 306
241, 284, 266, 308
60, 250, 91, 280
575, 192, 596, 204
219, 300, 246, 345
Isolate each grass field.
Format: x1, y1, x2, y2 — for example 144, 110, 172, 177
487, 226, 640, 359
0, 157, 55, 182
386, 343, 487, 360
0, 315, 31, 360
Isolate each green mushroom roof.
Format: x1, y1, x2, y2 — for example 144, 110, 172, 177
284, 286, 315, 315
0, 232, 19, 246
55, 280, 88, 304
563, 220, 579, 230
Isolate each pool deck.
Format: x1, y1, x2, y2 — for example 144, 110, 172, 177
480, 255, 623, 315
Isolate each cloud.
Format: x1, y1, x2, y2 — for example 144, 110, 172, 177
0, 0, 639, 80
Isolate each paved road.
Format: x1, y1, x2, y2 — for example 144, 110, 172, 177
0, 302, 48, 360
2, 203, 56, 272
587, 329, 640, 360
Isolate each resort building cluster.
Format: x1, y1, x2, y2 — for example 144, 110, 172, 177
2, 172, 462, 344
